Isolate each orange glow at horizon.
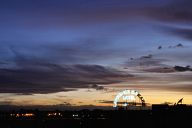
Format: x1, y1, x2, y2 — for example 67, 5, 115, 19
1, 88, 191, 107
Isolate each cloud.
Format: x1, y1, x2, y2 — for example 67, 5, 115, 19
97, 100, 148, 106
145, 0, 192, 41
123, 54, 177, 73
165, 85, 192, 93
0, 0, 139, 27
124, 48, 192, 73
0, 38, 135, 94
1, 0, 192, 95
147, 0, 192, 23
0, 62, 131, 94
142, 66, 192, 73
141, 65, 192, 73
0, 97, 14, 105
90, 84, 105, 90
2, 0, 191, 44
124, 54, 167, 68
0, 0, 171, 27
0, 0, 191, 31
142, 67, 175, 73
161, 27, 192, 41
174, 65, 192, 72
0, 38, 134, 66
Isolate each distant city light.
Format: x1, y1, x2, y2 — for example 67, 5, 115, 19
73, 114, 79, 117
10, 113, 35, 117
47, 112, 62, 117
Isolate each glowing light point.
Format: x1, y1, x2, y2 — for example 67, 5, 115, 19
113, 89, 145, 108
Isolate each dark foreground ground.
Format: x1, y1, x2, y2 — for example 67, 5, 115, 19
0, 104, 192, 128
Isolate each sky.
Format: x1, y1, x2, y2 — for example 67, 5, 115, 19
0, 0, 192, 108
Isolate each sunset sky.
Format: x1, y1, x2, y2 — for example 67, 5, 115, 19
0, 0, 192, 108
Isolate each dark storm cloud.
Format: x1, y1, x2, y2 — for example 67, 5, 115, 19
0, 62, 131, 94
0, 38, 134, 94
0, 63, 131, 93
